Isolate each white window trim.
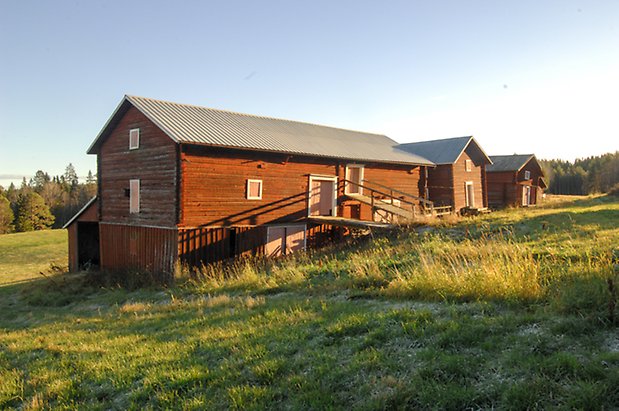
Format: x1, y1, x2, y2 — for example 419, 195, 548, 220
129, 128, 140, 150
524, 170, 531, 180
344, 164, 365, 195
246, 179, 263, 200
522, 185, 531, 206
307, 175, 338, 217
129, 179, 140, 214
465, 181, 475, 207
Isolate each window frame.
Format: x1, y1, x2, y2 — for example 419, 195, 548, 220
464, 181, 475, 207
524, 170, 531, 180
246, 179, 263, 200
465, 159, 473, 172
344, 164, 365, 195
129, 128, 140, 150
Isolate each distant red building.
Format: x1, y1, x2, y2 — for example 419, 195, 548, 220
486, 154, 547, 208
399, 136, 493, 213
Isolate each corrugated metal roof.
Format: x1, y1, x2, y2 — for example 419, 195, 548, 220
486, 154, 535, 172
398, 136, 492, 165
88, 95, 433, 166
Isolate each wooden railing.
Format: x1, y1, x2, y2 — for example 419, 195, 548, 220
360, 179, 434, 208
341, 179, 435, 222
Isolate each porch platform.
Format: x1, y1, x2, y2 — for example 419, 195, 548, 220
308, 216, 395, 230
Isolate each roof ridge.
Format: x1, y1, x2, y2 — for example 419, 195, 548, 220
125, 95, 390, 140
399, 136, 472, 146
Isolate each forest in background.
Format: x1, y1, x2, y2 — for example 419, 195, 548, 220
0, 164, 96, 234
0, 151, 617, 234
541, 151, 619, 195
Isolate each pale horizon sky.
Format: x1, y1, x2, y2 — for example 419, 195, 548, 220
1, 0, 618, 188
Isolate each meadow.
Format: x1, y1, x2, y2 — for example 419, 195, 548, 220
0, 195, 617, 410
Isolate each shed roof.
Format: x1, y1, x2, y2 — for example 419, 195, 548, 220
88, 95, 433, 166
397, 136, 492, 165
62, 196, 97, 229
486, 154, 537, 172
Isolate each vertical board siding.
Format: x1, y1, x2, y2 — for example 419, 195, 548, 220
100, 223, 178, 274
177, 224, 338, 267
68, 224, 78, 272
178, 226, 268, 266
66, 199, 99, 273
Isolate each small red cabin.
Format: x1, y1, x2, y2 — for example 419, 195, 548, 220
70, 95, 435, 273
398, 136, 493, 213
486, 154, 547, 208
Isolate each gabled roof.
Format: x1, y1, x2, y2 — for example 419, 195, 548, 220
486, 154, 537, 172
87, 95, 434, 166
397, 136, 492, 165
62, 196, 97, 229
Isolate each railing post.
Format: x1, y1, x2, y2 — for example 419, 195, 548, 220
371, 190, 375, 220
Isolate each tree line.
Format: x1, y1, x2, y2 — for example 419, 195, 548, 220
540, 151, 619, 196
0, 164, 96, 234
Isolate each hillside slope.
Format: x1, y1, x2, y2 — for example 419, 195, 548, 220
1, 196, 618, 409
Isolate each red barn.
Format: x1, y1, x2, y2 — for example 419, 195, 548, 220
398, 136, 493, 213
486, 154, 547, 208
71, 95, 435, 274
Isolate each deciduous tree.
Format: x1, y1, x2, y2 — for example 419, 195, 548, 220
14, 192, 55, 231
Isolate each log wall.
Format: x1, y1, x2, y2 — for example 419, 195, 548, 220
99, 106, 178, 227
451, 150, 485, 211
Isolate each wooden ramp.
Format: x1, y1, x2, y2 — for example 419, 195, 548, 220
345, 193, 414, 220
308, 216, 395, 229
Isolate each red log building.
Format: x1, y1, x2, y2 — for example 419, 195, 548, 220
68, 95, 435, 273
398, 136, 493, 213
486, 154, 547, 208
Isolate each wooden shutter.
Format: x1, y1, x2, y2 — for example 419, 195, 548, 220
129, 179, 140, 213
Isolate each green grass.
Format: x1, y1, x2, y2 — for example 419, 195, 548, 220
0, 196, 618, 410
0, 229, 67, 285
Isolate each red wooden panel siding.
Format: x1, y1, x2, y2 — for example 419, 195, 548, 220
68, 224, 78, 272
451, 150, 484, 211
178, 226, 268, 266
99, 223, 178, 274
99, 106, 177, 227
425, 164, 454, 208
180, 146, 338, 227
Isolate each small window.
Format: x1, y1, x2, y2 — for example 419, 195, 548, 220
345, 165, 364, 195
129, 128, 140, 150
246, 179, 262, 200
465, 159, 472, 172
129, 179, 140, 213
524, 170, 531, 180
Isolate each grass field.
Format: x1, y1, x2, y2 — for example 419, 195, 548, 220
0, 229, 67, 285
0, 196, 618, 409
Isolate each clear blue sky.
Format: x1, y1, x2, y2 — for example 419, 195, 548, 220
1, 0, 618, 187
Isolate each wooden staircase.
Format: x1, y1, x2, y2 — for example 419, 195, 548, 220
342, 179, 435, 224
345, 193, 415, 220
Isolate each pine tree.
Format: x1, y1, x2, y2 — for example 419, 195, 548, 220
86, 170, 96, 185
63, 163, 79, 189
30, 170, 50, 192
14, 192, 55, 232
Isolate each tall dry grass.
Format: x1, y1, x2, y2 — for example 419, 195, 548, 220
182, 229, 614, 309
